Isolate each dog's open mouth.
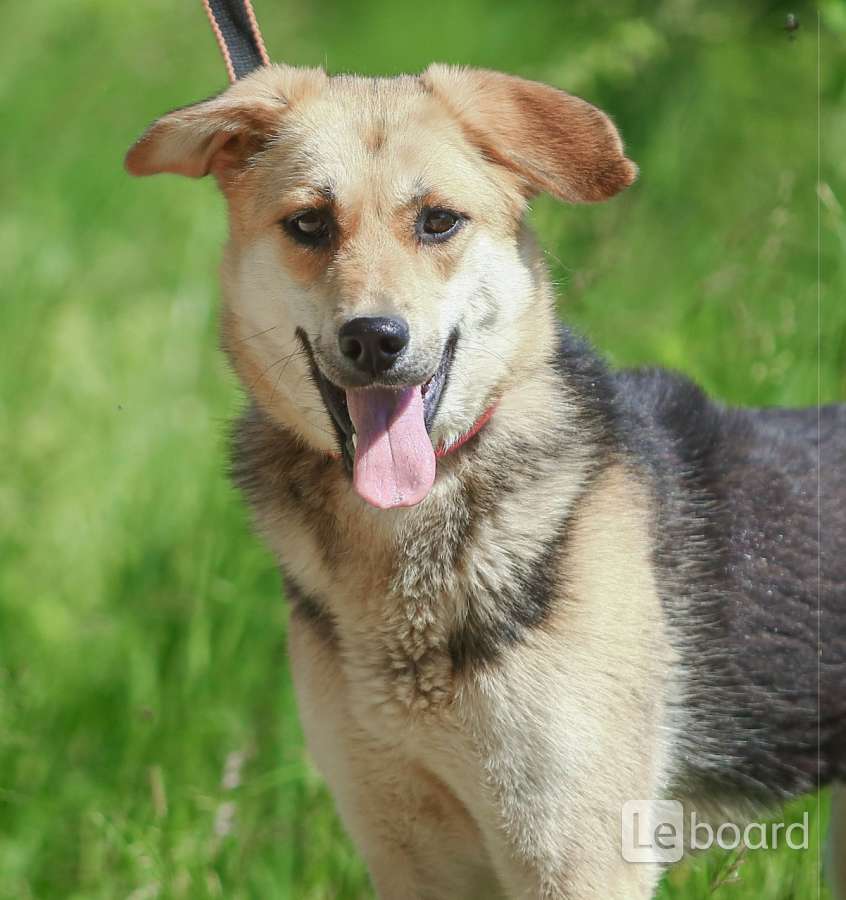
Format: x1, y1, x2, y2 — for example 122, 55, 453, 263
296, 329, 457, 509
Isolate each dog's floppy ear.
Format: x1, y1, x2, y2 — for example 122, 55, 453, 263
124, 95, 282, 178
124, 66, 325, 179
422, 65, 637, 203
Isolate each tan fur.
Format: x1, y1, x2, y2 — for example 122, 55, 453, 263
288, 615, 504, 900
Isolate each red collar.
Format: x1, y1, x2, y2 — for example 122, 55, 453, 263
435, 402, 497, 458
326, 402, 497, 463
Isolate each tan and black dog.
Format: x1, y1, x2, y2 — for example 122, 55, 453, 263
126, 65, 845, 899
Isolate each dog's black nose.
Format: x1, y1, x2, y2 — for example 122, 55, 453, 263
338, 316, 410, 375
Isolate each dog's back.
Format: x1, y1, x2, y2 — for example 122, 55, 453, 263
612, 366, 846, 800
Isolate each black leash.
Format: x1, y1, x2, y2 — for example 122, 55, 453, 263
202, 0, 270, 82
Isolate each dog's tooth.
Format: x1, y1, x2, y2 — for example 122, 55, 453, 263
352, 433, 358, 449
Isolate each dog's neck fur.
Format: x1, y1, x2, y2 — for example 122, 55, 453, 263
230, 253, 617, 716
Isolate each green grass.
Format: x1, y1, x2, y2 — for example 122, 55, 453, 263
1, 0, 844, 897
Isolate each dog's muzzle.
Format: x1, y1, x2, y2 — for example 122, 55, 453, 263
297, 329, 459, 509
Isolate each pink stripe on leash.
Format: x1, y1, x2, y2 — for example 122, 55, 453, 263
242, 0, 270, 68
201, 0, 237, 83
201, 0, 270, 84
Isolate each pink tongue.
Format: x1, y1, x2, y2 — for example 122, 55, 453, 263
346, 387, 436, 509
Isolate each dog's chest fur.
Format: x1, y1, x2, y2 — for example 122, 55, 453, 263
236, 424, 452, 718
231, 393, 591, 736
269, 477, 507, 725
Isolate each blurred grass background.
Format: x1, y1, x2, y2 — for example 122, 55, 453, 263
2, 0, 845, 897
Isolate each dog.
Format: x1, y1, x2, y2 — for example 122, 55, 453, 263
126, 64, 846, 899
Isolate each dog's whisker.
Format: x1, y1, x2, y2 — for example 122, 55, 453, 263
458, 338, 518, 378
268, 346, 308, 407
245, 348, 308, 396
231, 323, 282, 346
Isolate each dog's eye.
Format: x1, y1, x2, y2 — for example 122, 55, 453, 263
418, 208, 463, 243
284, 209, 332, 246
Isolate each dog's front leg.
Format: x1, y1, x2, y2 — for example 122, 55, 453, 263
447, 461, 675, 899
287, 614, 503, 900
455, 630, 672, 900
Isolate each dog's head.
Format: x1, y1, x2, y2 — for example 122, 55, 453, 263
126, 64, 635, 509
